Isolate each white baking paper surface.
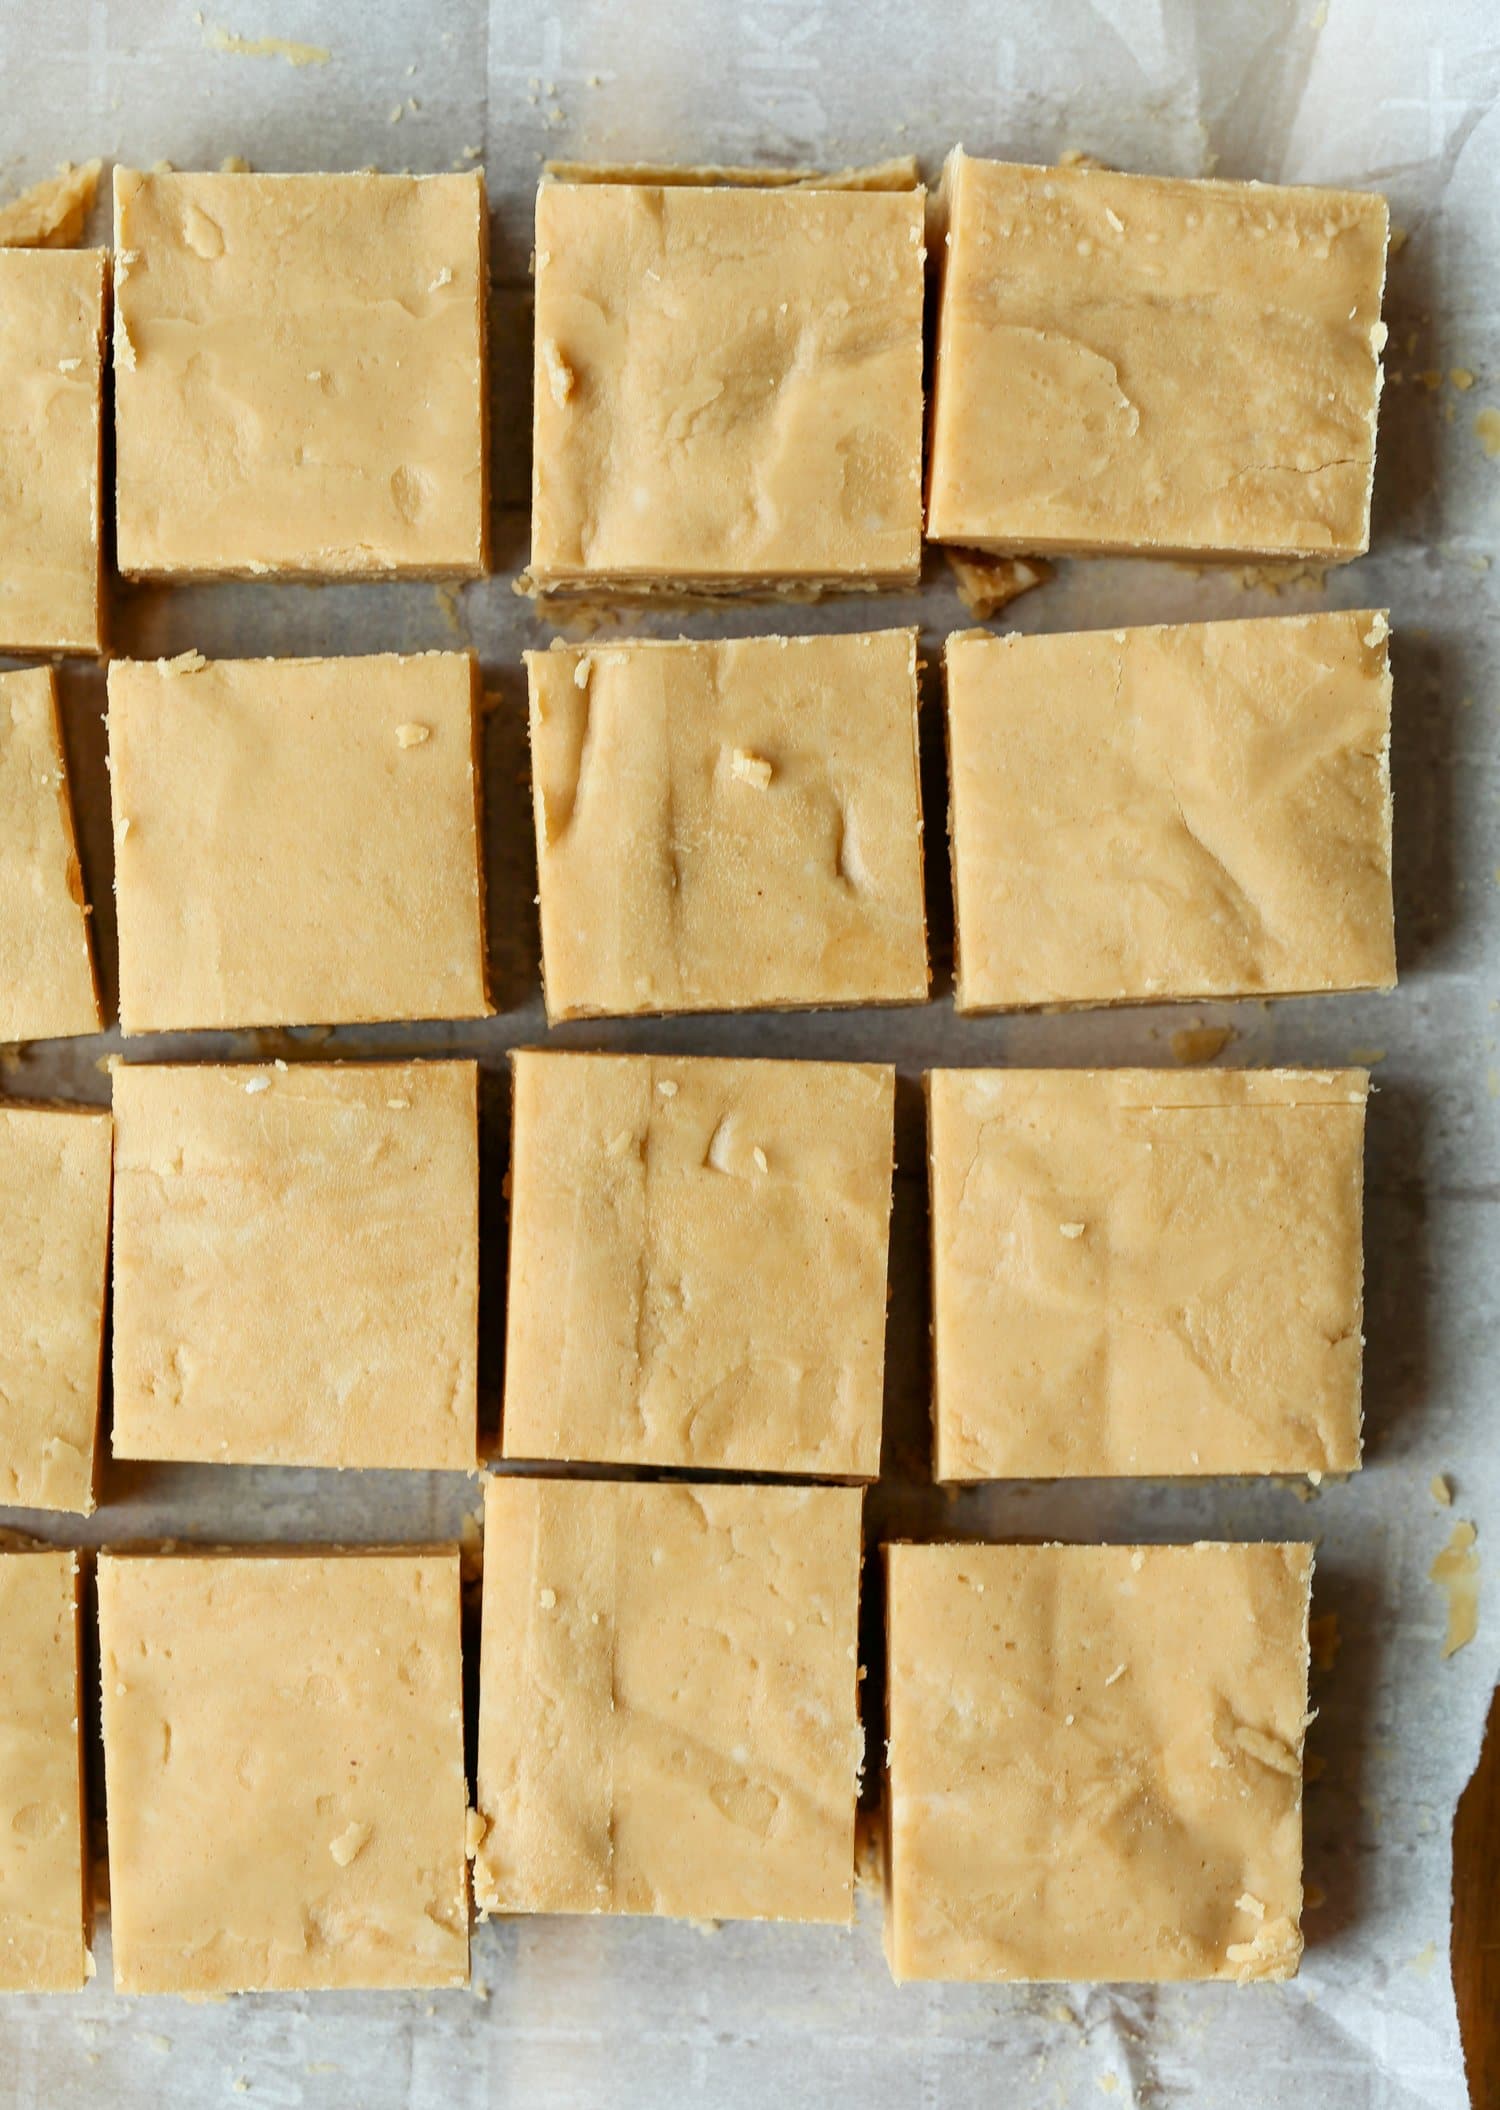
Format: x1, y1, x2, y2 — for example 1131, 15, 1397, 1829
1, 1, 1497, 2104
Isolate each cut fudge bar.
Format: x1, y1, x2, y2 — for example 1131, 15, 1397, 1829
0, 1105, 111, 1513
0, 1551, 89, 1991
527, 179, 925, 595
97, 1551, 468, 1994
111, 1062, 478, 1471
885, 1541, 1311, 1983
946, 612, 1395, 1011
0, 248, 108, 652
475, 1477, 864, 1922
528, 630, 928, 1017
927, 153, 1388, 560
503, 1051, 894, 1478
928, 1068, 1368, 1479
108, 651, 489, 1033
0, 668, 101, 1043
112, 168, 488, 578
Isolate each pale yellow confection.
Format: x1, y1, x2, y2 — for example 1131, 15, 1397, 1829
503, 1051, 894, 1477
0, 669, 101, 1042
0, 1551, 89, 1992
113, 168, 488, 579
98, 1551, 468, 1994
108, 651, 489, 1034
528, 631, 928, 1018
927, 1068, 1368, 1480
0, 1106, 111, 1513
0, 250, 107, 654
476, 1477, 864, 1922
927, 152, 1388, 560
528, 181, 925, 594
111, 1062, 478, 1471
884, 1541, 1311, 1984
0, 161, 102, 247
946, 612, 1395, 1012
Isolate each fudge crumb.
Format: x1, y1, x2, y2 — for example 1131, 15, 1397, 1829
1235, 1893, 1266, 1919
1451, 368, 1475, 390
1430, 1521, 1479, 1658
465, 1808, 489, 1857
944, 548, 1052, 621
731, 748, 774, 789
329, 1821, 371, 1867
198, 16, 331, 66
1431, 1473, 1453, 1506
657, 1079, 677, 1097
396, 723, 431, 749
0, 158, 102, 247
243, 1077, 270, 1096
752, 1146, 769, 1174
1475, 408, 1500, 459
542, 340, 575, 406
538, 1587, 557, 1610
1170, 1022, 1235, 1065
1059, 1221, 1086, 1239
157, 649, 207, 677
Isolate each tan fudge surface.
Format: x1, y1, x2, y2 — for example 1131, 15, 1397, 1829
108, 651, 489, 1034
529, 182, 925, 592
98, 1552, 468, 1994
111, 1062, 478, 1471
113, 169, 487, 580
476, 1477, 864, 1922
0, 1552, 88, 1992
947, 612, 1395, 1012
926, 153, 1387, 560
928, 1069, 1368, 1480
0, 668, 101, 1043
528, 631, 928, 1018
0, 249, 107, 652
885, 1542, 1310, 1983
503, 1051, 894, 1477
0, 1106, 111, 1513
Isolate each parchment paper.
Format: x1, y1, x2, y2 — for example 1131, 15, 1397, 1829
1, 1, 1497, 2103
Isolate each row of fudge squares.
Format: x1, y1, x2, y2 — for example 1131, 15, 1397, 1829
0, 608, 1395, 1044
2, 1495, 1312, 1995
2, 1051, 1369, 1512
1, 151, 1390, 652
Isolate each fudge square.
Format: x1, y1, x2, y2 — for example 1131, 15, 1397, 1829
928, 1068, 1368, 1480
926, 153, 1388, 561
108, 650, 489, 1034
528, 179, 925, 594
111, 1061, 478, 1471
528, 630, 928, 1018
503, 1051, 894, 1478
475, 1477, 864, 1922
947, 611, 1395, 1012
97, 1550, 468, 1994
885, 1542, 1311, 1984
0, 1551, 89, 1991
112, 168, 488, 579
0, 667, 101, 1043
0, 249, 108, 653
0, 1105, 112, 1513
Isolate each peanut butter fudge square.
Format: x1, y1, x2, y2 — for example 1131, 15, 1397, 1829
527, 178, 925, 595
0, 249, 108, 652
112, 168, 487, 579
0, 1551, 90, 1991
503, 1051, 893, 1478
108, 650, 489, 1034
946, 612, 1395, 1011
885, 1542, 1311, 1983
928, 1068, 1368, 1480
0, 668, 102, 1043
927, 153, 1387, 561
111, 1062, 478, 1471
98, 1551, 468, 1994
475, 1478, 864, 1923
528, 630, 927, 1017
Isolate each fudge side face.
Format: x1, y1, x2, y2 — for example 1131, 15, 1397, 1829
97, 1552, 469, 1994
928, 1068, 1368, 1478
0, 249, 107, 652
885, 1541, 1311, 1983
111, 1062, 479, 1470
528, 630, 928, 1017
503, 1051, 894, 1477
476, 1477, 864, 1923
947, 611, 1395, 1010
107, 650, 490, 1033
529, 183, 925, 592
0, 1551, 89, 1992
0, 668, 102, 1043
927, 153, 1387, 560
0, 1106, 112, 1513
112, 169, 488, 579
